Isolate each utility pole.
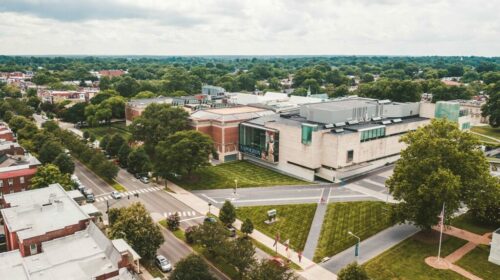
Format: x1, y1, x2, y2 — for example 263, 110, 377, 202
348, 231, 361, 262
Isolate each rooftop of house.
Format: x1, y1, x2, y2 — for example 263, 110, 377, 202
0, 222, 139, 280
0, 140, 21, 151
0, 153, 41, 172
1, 184, 90, 241
190, 106, 275, 122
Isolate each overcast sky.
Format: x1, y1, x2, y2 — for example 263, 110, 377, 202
0, 0, 499, 56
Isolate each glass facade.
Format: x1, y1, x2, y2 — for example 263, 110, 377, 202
435, 102, 460, 121
239, 124, 279, 163
461, 122, 471, 130
360, 127, 386, 142
301, 124, 317, 145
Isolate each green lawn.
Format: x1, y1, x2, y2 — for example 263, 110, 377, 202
471, 126, 500, 142
81, 122, 131, 141
313, 201, 394, 262
364, 234, 468, 280
171, 160, 309, 190
456, 245, 500, 280
236, 204, 317, 251
450, 212, 498, 235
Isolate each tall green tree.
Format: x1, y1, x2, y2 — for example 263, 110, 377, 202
219, 200, 237, 226
53, 153, 75, 174
169, 254, 215, 280
39, 140, 64, 164
129, 103, 189, 153
108, 203, 164, 260
387, 119, 498, 229
30, 164, 74, 190
247, 260, 297, 280
192, 222, 228, 258
224, 238, 256, 279
482, 91, 500, 128
106, 134, 126, 156
154, 130, 214, 180
117, 144, 132, 167
241, 218, 254, 236
337, 262, 369, 280
127, 147, 151, 175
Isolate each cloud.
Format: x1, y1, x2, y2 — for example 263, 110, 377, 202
0, 0, 498, 56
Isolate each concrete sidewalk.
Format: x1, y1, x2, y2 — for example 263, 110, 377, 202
321, 223, 419, 273
166, 181, 338, 280
302, 187, 330, 259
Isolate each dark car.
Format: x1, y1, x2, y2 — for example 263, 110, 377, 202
0, 233, 6, 244
204, 217, 217, 223
226, 225, 236, 237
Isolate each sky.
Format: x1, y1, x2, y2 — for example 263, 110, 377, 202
0, 0, 499, 56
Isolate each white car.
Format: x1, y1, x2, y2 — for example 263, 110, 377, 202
155, 255, 172, 272
111, 191, 122, 199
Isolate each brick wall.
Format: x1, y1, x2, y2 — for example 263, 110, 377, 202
0, 170, 36, 195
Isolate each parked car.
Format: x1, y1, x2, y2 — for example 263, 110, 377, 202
155, 255, 172, 272
226, 225, 236, 237
86, 193, 95, 203
78, 185, 86, 194
204, 217, 217, 223
140, 177, 149, 184
111, 191, 122, 199
0, 233, 6, 244
134, 173, 141, 179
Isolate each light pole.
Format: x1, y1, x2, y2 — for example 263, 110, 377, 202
233, 179, 238, 196
208, 202, 212, 215
348, 231, 361, 262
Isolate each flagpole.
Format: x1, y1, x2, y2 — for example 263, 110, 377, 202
437, 202, 445, 262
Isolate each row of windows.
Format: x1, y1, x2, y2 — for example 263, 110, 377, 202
360, 127, 386, 142
0, 176, 25, 187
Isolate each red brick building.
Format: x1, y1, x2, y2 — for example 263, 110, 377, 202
1, 184, 92, 257
0, 123, 15, 142
190, 106, 275, 162
0, 141, 40, 195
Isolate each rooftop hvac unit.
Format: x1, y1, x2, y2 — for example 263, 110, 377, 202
324, 124, 334, 129
378, 99, 391, 104
381, 120, 392, 125
334, 122, 346, 127
372, 117, 382, 121
392, 118, 402, 123
347, 120, 359, 125
334, 128, 344, 133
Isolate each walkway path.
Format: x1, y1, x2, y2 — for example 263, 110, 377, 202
302, 186, 331, 259
321, 223, 419, 273
166, 181, 338, 280
425, 226, 492, 280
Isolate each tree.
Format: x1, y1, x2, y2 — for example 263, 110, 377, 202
241, 218, 254, 236
133, 91, 156, 99
247, 260, 297, 280
129, 103, 189, 153
224, 238, 256, 279
169, 254, 215, 280
117, 144, 132, 167
61, 102, 87, 123
100, 135, 110, 150
30, 164, 74, 190
154, 130, 214, 180
166, 212, 180, 231
127, 147, 151, 175
108, 203, 164, 260
431, 85, 472, 103
192, 222, 228, 257
337, 262, 369, 280
53, 153, 75, 174
219, 200, 236, 226
387, 119, 498, 229
106, 134, 126, 156
39, 140, 64, 164
82, 130, 90, 140
115, 76, 140, 98
482, 91, 500, 127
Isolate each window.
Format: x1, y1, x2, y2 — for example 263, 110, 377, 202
360, 127, 386, 142
0, 180, 3, 188
347, 150, 354, 163
461, 122, 471, 130
301, 124, 317, 145
8, 179, 13, 186
20, 176, 25, 184
30, 243, 37, 255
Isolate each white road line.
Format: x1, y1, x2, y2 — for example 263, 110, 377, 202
318, 188, 325, 203
182, 211, 187, 217
328, 194, 371, 199
201, 194, 218, 203
364, 179, 386, 188
191, 211, 196, 216
228, 196, 320, 203
180, 216, 205, 222
106, 196, 112, 200
325, 187, 332, 203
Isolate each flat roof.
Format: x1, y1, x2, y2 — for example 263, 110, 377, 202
191, 106, 275, 122
1, 184, 90, 241
0, 250, 29, 280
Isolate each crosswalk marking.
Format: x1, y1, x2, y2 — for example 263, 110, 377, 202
93, 186, 164, 202
162, 211, 197, 218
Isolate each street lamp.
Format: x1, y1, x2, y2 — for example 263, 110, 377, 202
208, 202, 212, 215
233, 179, 238, 196
348, 231, 361, 262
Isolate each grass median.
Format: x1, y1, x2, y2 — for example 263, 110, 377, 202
81, 122, 131, 141
363, 232, 468, 280
450, 212, 498, 235
170, 160, 310, 190
471, 125, 500, 141
313, 201, 394, 262
236, 204, 317, 251
456, 245, 500, 280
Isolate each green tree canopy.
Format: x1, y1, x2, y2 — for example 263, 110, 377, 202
154, 130, 214, 179
30, 164, 74, 190
219, 200, 236, 226
337, 262, 369, 280
247, 260, 297, 280
53, 153, 75, 174
108, 203, 164, 260
127, 147, 151, 175
106, 133, 127, 157
169, 254, 215, 280
387, 119, 499, 229
39, 140, 65, 164
482, 91, 500, 127
241, 218, 254, 236
129, 103, 189, 152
